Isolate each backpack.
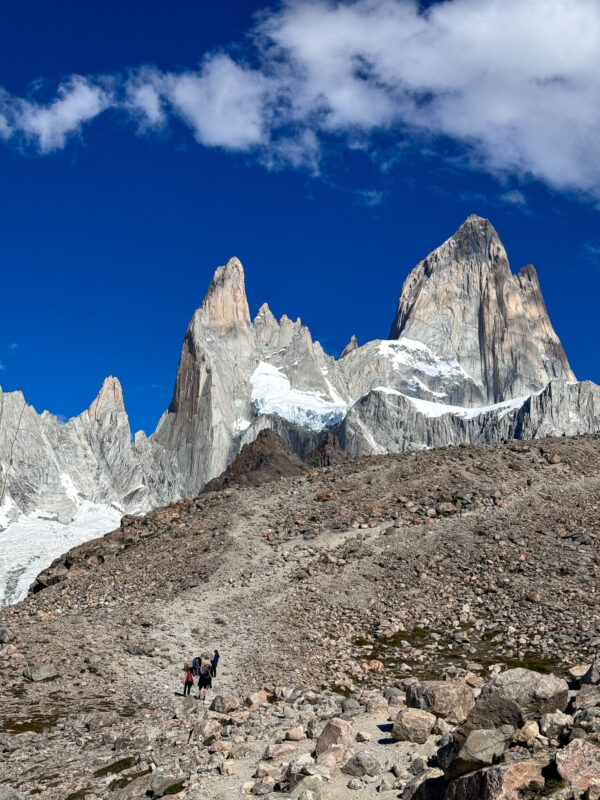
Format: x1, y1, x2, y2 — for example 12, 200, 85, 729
192, 657, 201, 676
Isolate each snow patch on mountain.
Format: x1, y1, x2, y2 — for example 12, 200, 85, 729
251, 362, 348, 431
378, 338, 473, 380
0, 503, 120, 608
376, 387, 530, 419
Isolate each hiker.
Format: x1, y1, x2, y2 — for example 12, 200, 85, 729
198, 664, 212, 700
210, 649, 220, 678
183, 664, 194, 697
192, 656, 202, 677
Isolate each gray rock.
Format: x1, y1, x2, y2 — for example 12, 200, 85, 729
439, 726, 514, 780
347, 778, 364, 790
445, 760, 544, 800
341, 697, 362, 718
342, 751, 382, 778
406, 679, 475, 725
466, 668, 569, 729
581, 652, 600, 685
210, 694, 239, 713
572, 683, 600, 711
392, 708, 436, 744
0, 787, 28, 800
23, 662, 58, 682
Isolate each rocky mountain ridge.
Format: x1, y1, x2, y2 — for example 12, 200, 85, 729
1, 214, 599, 604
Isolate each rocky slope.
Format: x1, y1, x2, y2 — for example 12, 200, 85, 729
1, 433, 600, 798
2, 214, 600, 605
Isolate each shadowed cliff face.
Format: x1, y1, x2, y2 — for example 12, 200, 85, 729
389, 215, 575, 403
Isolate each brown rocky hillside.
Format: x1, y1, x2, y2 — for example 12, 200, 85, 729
1, 433, 599, 798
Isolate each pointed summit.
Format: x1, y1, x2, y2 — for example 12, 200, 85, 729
254, 302, 277, 327
341, 335, 358, 358
197, 257, 251, 332
388, 216, 574, 402
87, 376, 124, 421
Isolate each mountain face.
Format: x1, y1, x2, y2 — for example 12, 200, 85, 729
1, 214, 599, 603
389, 215, 575, 402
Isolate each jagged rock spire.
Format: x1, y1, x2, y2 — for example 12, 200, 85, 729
197, 257, 251, 332
87, 376, 124, 421
341, 335, 358, 358
388, 215, 575, 402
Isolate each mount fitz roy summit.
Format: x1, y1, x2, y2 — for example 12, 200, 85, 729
1, 214, 599, 603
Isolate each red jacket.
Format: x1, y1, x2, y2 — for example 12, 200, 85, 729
186, 671, 194, 683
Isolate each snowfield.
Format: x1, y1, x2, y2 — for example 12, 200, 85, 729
251, 362, 348, 431
375, 387, 530, 419
378, 338, 473, 380
0, 503, 120, 607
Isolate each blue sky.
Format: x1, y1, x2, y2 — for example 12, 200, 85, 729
1, 0, 599, 434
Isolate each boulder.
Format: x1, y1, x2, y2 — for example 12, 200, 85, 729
573, 684, 600, 712
582, 653, 600, 686
0, 628, 11, 644
342, 751, 382, 778
556, 739, 600, 794
264, 742, 297, 760
314, 718, 356, 763
246, 690, 269, 710
466, 668, 568, 730
23, 662, 59, 682
445, 759, 544, 800
210, 695, 239, 714
407, 680, 475, 725
402, 768, 445, 800
439, 726, 514, 780
539, 711, 572, 738
392, 708, 436, 744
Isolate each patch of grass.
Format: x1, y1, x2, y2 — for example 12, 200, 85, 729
94, 757, 136, 777
482, 629, 502, 641
164, 780, 186, 796
535, 779, 567, 798
330, 683, 354, 697
108, 769, 150, 792
503, 652, 559, 674
2, 714, 59, 734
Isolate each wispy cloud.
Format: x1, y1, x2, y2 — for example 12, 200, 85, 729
7, 343, 18, 351
1, 0, 600, 203
354, 189, 385, 207
583, 241, 600, 265
499, 190, 527, 207
0, 362, 4, 371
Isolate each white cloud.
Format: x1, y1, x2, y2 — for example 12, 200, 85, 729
125, 69, 166, 130
1, 0, 600, 201
164, 55, 271, 150
1, 77, 110, 152
0, 362, 4, 371
499, 190, 527, 207
354, 189, 385, 207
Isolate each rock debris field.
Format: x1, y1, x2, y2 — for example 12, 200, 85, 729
1, 432, 600, 799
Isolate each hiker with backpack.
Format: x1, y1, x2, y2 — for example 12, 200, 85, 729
198, 663, 212, 700
192, 656, 202, 677
182, 664, 194, 697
